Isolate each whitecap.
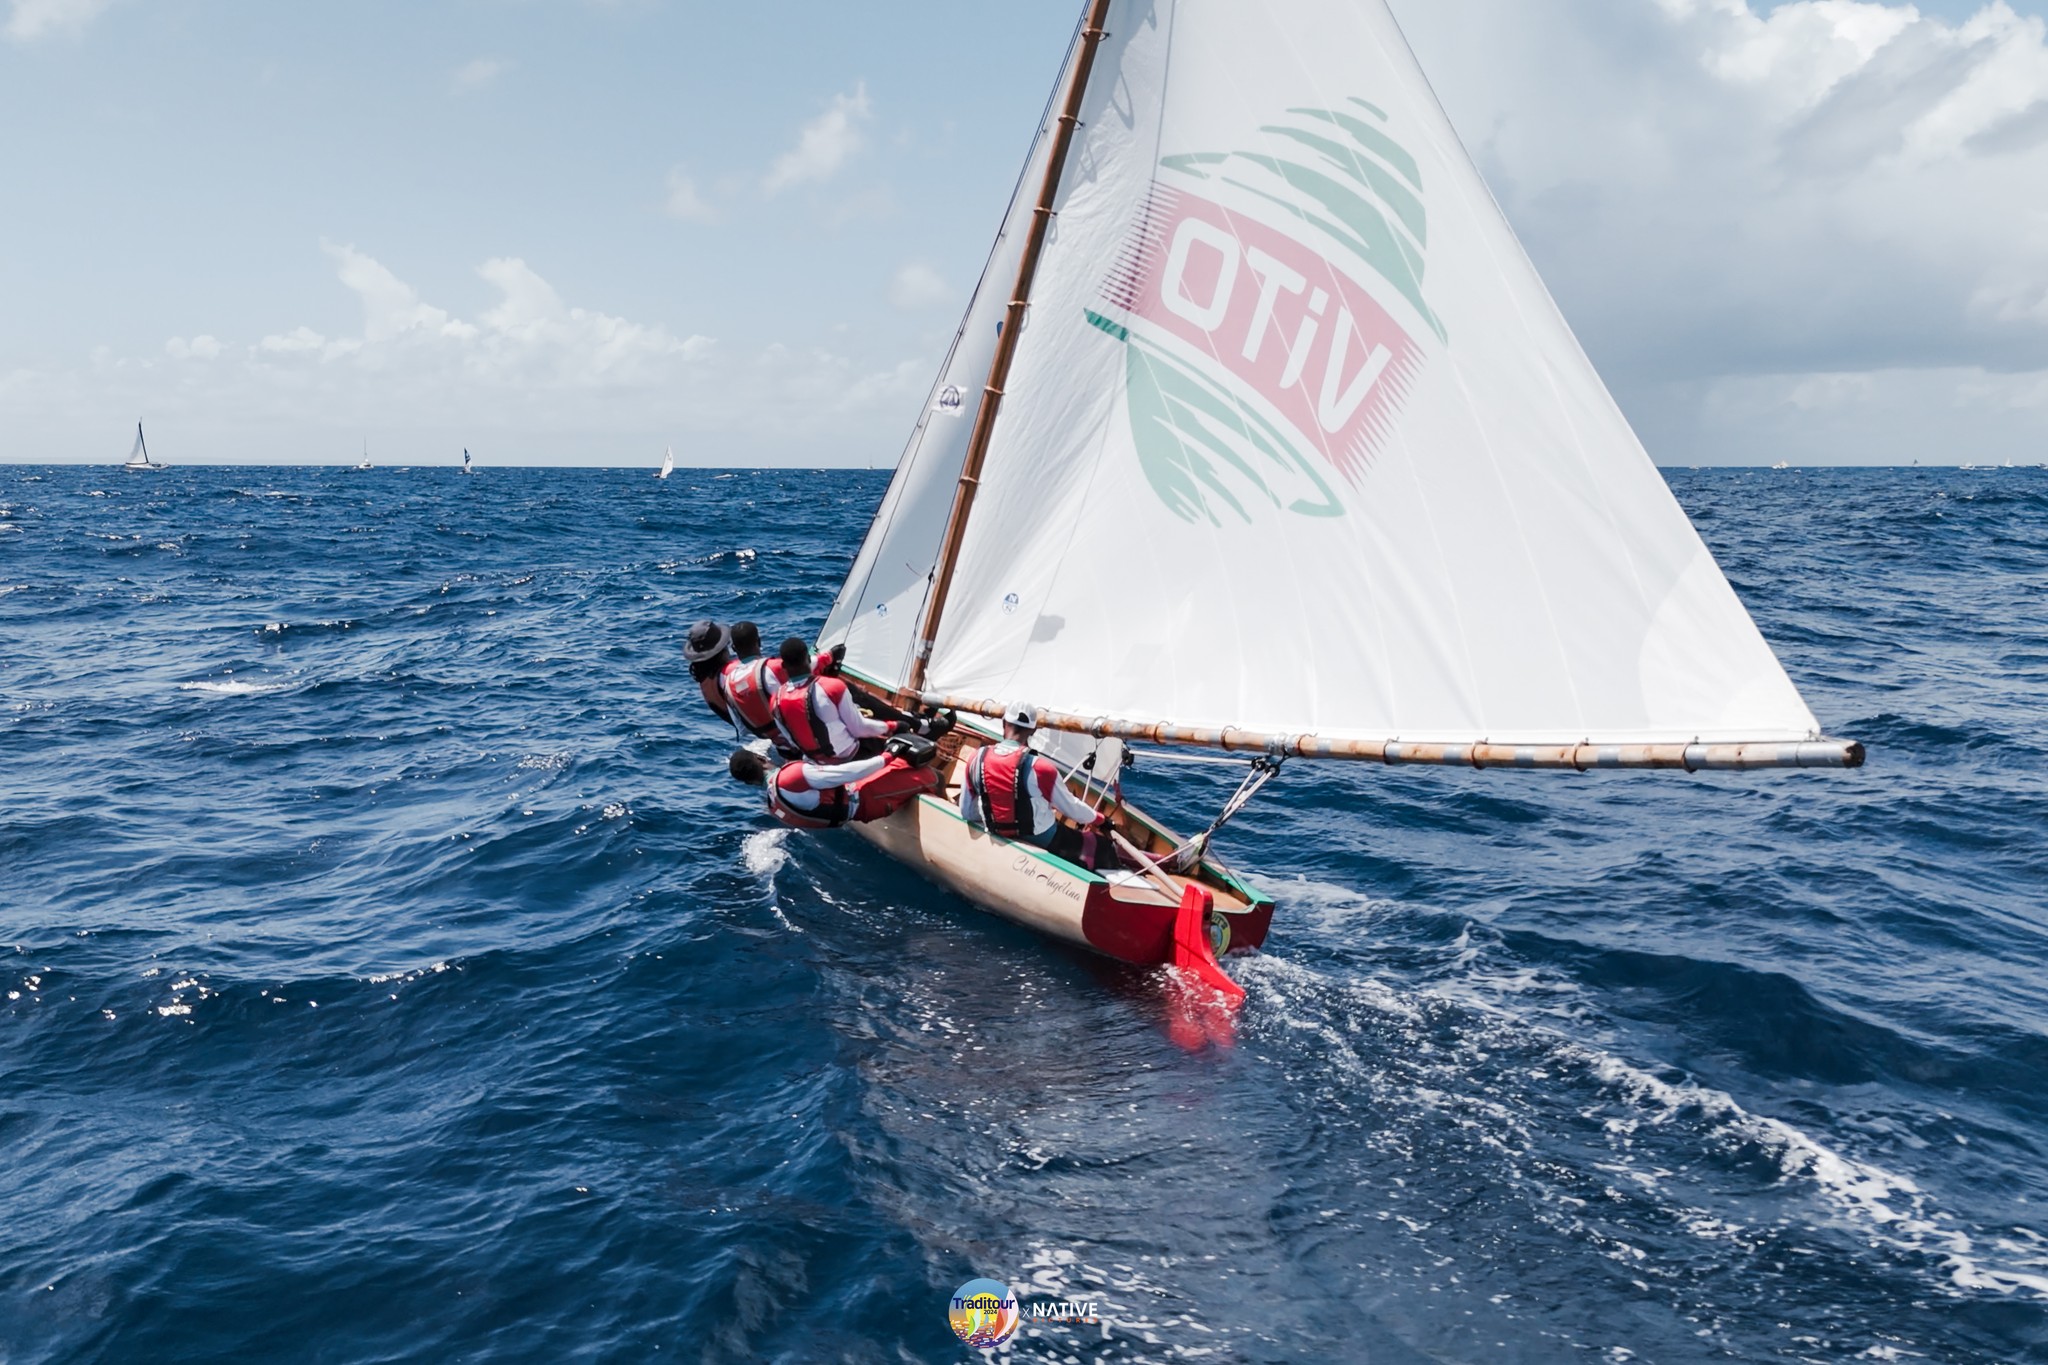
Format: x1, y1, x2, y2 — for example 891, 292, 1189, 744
1245, 948, 2048, 1302
1585, 1051, 2048, 1299
178, 680, 289, 696
743, 828, 789, 878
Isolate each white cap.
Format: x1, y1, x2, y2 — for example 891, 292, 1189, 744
1004, 702, 1041, 731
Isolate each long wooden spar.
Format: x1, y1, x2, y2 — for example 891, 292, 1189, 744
904, 0, 1116, 697
916, 693, 1867, 772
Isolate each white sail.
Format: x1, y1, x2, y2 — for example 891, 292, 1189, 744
658, 447, 675, 480
820, 21, 1082, 690
889, 0, 1819, 748
124, 422, 161, 470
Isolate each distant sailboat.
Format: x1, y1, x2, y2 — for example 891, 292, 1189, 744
123, 422, 164, 472
355, 439, 373, 471
462, 449, 474, 476
657, 446, 675, 480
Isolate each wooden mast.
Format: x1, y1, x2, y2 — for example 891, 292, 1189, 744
904, 0, 1116, 697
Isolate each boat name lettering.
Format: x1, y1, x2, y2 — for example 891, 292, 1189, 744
1012, 854, 1083, 903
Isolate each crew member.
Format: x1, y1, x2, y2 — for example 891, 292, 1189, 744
683, 620, 735, 726
772, 637, 919, 762
959, 703, 1112, 866
728, 738, 941, 830
716, 620, 792, 752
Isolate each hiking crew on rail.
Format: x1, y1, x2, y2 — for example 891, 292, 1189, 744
771, 637, 942, 763
728, 741, 942, 830
683, 620, 792, 749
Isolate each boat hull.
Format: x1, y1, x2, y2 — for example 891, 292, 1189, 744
849, 790, 1274, 969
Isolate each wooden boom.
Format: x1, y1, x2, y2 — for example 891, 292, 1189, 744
917, 693, 1866, 772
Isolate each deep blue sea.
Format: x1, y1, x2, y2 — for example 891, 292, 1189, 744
2, 464, 2046, 1364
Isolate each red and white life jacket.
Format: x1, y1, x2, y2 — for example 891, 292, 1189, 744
766, 762, 851, 831
772, 675, 847, 762
966, 744, 1049, 841
719, 656, 785, 739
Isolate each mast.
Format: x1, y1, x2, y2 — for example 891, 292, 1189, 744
138, 423, 148, 464
904, 0, 1115, 696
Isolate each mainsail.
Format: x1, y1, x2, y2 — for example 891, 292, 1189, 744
819, 21, 1082, 685
124, 422, 158, 470
830, 0, 1852, 761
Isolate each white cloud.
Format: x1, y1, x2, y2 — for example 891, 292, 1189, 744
664, 169, 715, 223
764, 83, 872, 194
322, 239, 477, 344
0, 244, 935, 462
258, 326, 327, 356
451, 57, 511, 94
887, 262, 953, 312
1387, 0, 2048, 461
4, 0, 110, 42
164, 335, 221, 361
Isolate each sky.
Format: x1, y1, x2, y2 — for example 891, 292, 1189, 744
2, 0, 2046, 467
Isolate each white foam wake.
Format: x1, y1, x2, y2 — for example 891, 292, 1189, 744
1585, 1051, 2048, 1298
178, 680, 290, 696
1241, 951, 2048, 1302
742, 828, 790, 879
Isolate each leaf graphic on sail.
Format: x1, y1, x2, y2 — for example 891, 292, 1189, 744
1110, 319, 1344, 526
1159, 98, 1445, 343
1090, 97, 1437, 526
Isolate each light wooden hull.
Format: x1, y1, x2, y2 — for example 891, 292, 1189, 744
833, 665, 1276, 969
849, 787, 1275, 969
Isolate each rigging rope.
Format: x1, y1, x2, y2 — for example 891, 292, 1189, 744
1050, 741, 1285, 875
1163, 756, 1284, 873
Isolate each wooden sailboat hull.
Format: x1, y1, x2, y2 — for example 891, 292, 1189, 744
848, 785, 1275, 970
828, 666, 1276, 969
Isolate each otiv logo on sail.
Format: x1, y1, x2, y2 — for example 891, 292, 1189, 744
1086, 99, 1444, 524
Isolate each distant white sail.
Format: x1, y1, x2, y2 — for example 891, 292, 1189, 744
123, 422, 163, 471
820, 29, 1077, 688
462, 448, 474, 475
852, 0, 1819, 748
658, 447, 675, 480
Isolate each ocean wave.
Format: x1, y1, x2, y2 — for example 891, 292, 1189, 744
1241, 950, 2048, 1308
176, 679, 293, 696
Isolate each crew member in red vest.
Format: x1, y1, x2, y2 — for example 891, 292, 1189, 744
771, 638, 912, 762
728, 739, 941, 830
715, 621, 794, 754
958, 703, 1111, 865
684, 620, 736, 727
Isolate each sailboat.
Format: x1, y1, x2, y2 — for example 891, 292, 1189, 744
355, 439, 373, 471
812, 0, 1864, 1001
462, 449, 474, 476
122, 422, 164, 472
657, 446, 675, 480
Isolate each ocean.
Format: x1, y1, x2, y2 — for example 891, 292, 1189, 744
1, 464, 2044, 1363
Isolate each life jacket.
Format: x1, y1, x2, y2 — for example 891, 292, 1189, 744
773, 674, 846, 762
767, 763, 851, 831
719, 657, 784, 738
967, 744, 1043, 841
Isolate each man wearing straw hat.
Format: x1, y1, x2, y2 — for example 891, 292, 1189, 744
683, 619, 737, 729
